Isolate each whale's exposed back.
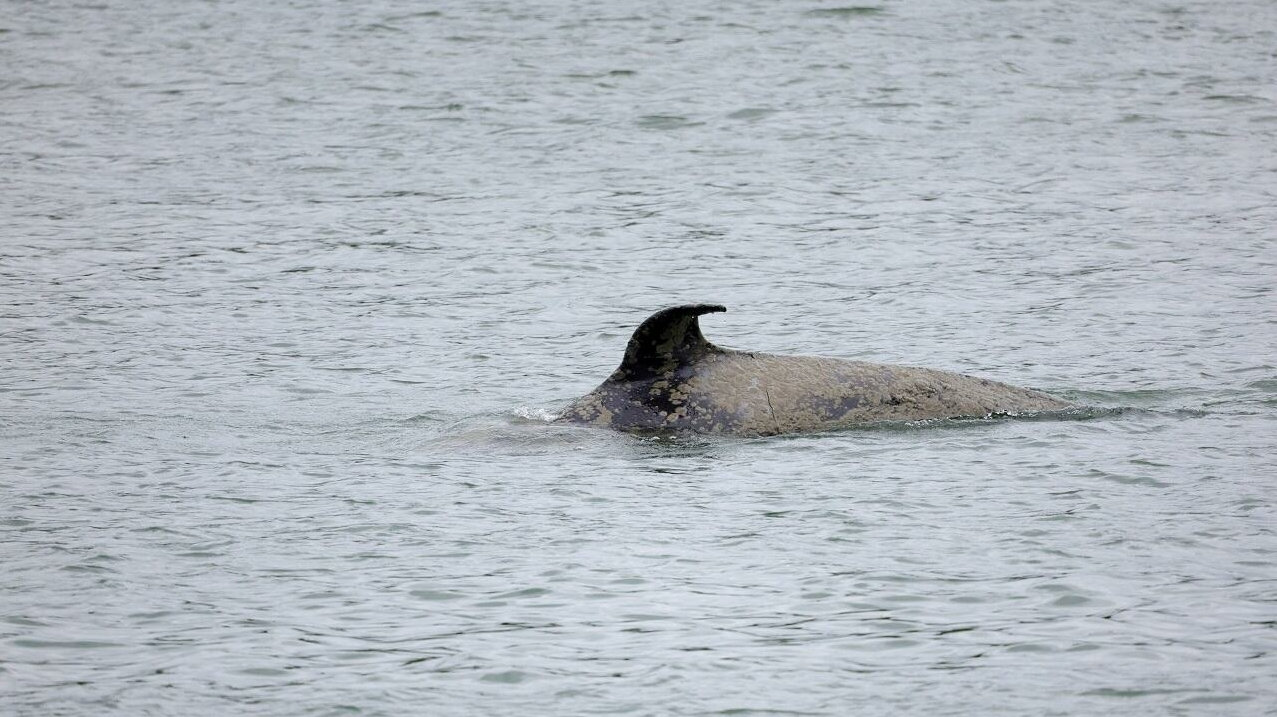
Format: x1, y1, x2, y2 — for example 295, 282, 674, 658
556, 304, 1069, 435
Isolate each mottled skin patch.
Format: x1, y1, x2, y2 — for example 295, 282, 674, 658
557, 304, 1070, 436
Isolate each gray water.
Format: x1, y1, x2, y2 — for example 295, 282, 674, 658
3, 0, 1277, 714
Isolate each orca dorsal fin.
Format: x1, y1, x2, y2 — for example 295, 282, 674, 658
610, 304, 727, 381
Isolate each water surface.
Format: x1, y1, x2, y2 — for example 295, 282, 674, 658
3, 0, 1276, 714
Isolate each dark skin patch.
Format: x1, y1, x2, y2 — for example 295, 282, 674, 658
794, 393, 864, 421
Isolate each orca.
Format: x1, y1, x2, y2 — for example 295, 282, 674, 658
557, 304, 1068, 435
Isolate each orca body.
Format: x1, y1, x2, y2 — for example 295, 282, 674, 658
557, 304, 1068, 435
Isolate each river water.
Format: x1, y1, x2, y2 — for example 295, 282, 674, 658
3, 0, 1276, 714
